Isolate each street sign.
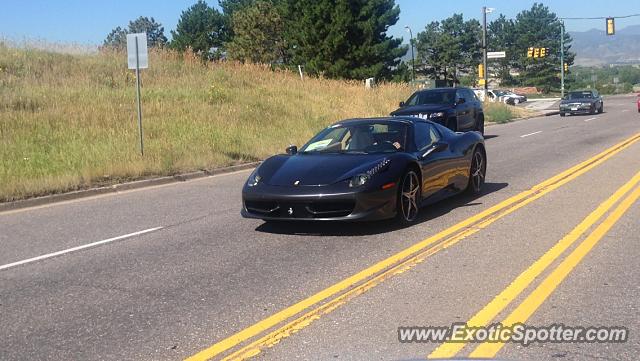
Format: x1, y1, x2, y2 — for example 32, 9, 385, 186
126, 33, 148, 156
487, 51, 506, 59
127, 33, 148, 69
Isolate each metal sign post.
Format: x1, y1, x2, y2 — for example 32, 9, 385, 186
126, 33, 148, 156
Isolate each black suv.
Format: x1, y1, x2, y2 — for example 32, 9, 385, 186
390, 87, 485, 134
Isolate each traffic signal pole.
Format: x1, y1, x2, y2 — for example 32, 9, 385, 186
560, 21, 565, 97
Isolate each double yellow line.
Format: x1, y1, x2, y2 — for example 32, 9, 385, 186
187, 133, 640, 361
430, 166, 640, 358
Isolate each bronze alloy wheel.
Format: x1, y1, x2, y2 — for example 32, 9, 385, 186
399, 170, 420, 223
468, 149, 486, 194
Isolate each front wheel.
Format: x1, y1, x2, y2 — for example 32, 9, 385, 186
560, 112, 566, 117
466, 148, 486, 195
396, 170, 421, 225
598, 103, 604, 113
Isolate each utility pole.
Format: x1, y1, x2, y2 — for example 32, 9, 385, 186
560, 21, 565, 98
482, 7, 491, 97
405, 25, 415, 83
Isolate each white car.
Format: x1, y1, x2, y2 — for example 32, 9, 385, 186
473, 89, 527, 105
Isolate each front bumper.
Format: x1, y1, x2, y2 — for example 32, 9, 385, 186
241, 183, 397, 221
560, 103, 594, 114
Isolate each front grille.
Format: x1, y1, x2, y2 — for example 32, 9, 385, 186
244, 200, 279, 215
306, 201, 355, 217
245, 200, 355, 218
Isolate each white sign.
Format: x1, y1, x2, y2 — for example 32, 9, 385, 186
487, 51, 506, 59
127, 33, 148, 69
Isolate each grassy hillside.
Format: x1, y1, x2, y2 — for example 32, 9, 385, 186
0, 45, 521, 202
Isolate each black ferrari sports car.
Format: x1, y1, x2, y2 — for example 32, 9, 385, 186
241, 117, 486, 224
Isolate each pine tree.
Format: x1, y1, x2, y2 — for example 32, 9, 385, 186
511, 3, 575, 92
415, 14, 481, 85
226, 1, 286, 64
170, 0, 226, 60
284, 0, 406, 80
103, 17, 167, 49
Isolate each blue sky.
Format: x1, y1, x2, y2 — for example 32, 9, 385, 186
0, 0, 638, 46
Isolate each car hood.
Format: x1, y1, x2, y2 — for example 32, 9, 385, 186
257, 153, 390, 186
561, 98, 595, 104
390, 104, 452, 116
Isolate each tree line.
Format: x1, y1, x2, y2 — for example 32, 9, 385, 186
103, 1, 575, 91
103, 0, 406, 82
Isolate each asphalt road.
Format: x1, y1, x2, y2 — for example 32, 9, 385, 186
1, 95, 639, 361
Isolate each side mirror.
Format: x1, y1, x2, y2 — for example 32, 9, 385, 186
285, 145, 298, 155
399, 101, 405, 107
456, 97, 466, 105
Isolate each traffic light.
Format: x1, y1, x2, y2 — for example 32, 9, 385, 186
478, 63, 485, 79
564, 63, 569, 72
527, 47, 550, 58
606, 17, 615, 35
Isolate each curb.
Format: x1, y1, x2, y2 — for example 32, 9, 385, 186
0, 162, 260, 213
486, 110, 558, 127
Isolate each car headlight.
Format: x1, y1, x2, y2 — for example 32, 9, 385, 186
349, 173, 370, 188
247, 170, 262, 187
348, 159, 390, 188
429, 112, 446, 119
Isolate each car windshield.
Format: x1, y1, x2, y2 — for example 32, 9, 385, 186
405, 90, 455, 106
300, 122, 408, 154
494, 90, 507, 96
567, 91, 593, 99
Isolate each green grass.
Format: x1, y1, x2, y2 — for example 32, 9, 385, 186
0, 45, 523, 202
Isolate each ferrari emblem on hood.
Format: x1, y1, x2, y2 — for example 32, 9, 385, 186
294, 180, 300, 185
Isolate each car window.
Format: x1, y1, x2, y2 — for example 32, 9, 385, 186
301, 122, 408, 154
568, 91, 593, 99
405, 90, 455, 106
414, 122, 439, 150
464, 89, 477, 101
456, 89, 466, 101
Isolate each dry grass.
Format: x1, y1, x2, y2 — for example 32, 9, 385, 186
0, 45, 413, 201
0, 44, 521, 201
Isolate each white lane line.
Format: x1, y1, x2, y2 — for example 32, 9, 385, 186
584, 117, 597, 122
0, 227, 163, 271
622, 109, 629, 112
520, 131, 542, 138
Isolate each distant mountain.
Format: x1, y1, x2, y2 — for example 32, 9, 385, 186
569, 25, 640, 66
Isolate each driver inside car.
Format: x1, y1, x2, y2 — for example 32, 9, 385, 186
347, 126, 375, 150
347, 125, 402, 151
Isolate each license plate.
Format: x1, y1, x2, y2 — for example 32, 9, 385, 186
570, 107, 578, 111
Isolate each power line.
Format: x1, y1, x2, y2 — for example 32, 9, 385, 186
560, 13, 640, 20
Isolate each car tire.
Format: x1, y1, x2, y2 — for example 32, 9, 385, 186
598, 103, 604, 113
396, 169, 421, 225
466, 148, 486, 195
560, 112, 566, 117
589, 105, 596, 115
